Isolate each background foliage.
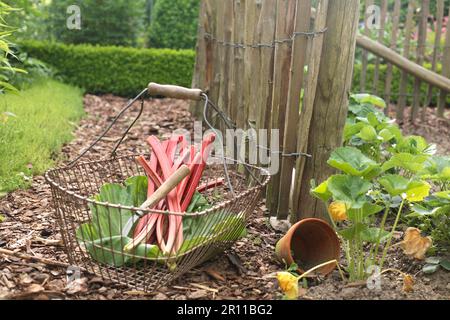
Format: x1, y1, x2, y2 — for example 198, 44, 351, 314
148, 0, 200, 49
0, 1, 26, 94
47, 0, 146, 47
351, 63, 450, 106
21, 41, 195, 96
4, 0, 49, 41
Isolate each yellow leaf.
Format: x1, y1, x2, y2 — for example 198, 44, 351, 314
277, 272, 299, 300
405, 182, 431, 202
403, 274, 414, 293
400, 228, 432, 260
328, 202, 348, 222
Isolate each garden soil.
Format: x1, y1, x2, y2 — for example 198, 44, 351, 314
0, 96, 449, 300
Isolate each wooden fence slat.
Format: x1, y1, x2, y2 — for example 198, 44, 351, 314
226, 0, 236, 125
292, 0, 329, 220
208, 0, 222, 129
296, 0, 360, 221
396, 1, 416, 123
247, 1, 263, 128
256, 0, 277, 131
216, 0, 233, 132
191, 0, 211, 117
231, 0, 246, 128
411, 0, 429, 122
266, 0, 296, 215
384, 0, 401, 113
276, 0, 311, 219
243, 1, 261, 130
437, 8, 450, 118
424, 0, 444, 113
372, 0, 388, 94
360, 0, 374, 92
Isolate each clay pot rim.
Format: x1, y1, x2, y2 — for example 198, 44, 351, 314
280, 218, 341, 274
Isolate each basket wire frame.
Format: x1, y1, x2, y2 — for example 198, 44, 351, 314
45, 91, 270, 292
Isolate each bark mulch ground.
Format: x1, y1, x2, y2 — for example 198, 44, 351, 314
0, 96, 449, 300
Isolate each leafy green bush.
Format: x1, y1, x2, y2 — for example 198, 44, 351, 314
0, 79, 84, 193
148, 0, 200, 49
352, 63, 450, 107
0, 1, 26, 94
47, 0, 146, 47
20, 40, 196, 97
4, 0, 49, 41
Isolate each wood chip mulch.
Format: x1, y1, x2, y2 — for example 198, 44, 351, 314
0, 96, 448, 300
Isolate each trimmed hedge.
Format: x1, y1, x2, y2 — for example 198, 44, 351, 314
19, 40, 450, 106
352, 63, 450, 107
20, 41, 196, 97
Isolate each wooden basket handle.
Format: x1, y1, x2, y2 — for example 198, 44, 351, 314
148, 82, 203, 101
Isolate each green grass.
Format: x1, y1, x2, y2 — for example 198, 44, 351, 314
0, 79, 84, 193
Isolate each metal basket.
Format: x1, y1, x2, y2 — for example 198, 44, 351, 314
45, 83, 270, 292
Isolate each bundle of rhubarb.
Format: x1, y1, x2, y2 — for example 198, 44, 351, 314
129, 133, 218, 255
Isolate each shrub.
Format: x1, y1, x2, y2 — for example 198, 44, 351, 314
47, 0, 146, 47
0, 1, 26, 94
4, 0, 49, 41
148, 0, 200, 49
20, 41, 196, 97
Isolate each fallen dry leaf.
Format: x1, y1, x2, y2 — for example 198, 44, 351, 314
403, 274, 414, 293
400, 227, 432, 260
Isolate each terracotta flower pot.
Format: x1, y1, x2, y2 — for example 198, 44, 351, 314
275, 218, 340, 275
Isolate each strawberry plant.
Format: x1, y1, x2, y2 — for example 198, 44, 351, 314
312, 147, 431, 281
311, 93, 450, 280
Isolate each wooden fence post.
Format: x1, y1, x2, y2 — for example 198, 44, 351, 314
292, 0, 360, 222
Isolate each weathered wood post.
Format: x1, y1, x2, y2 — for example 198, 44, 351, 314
292, 0, 360, 222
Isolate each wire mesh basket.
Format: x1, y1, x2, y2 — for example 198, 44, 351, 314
45, 83, 270, 292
